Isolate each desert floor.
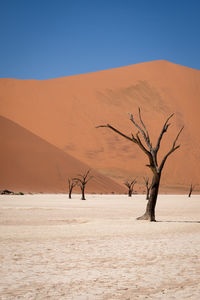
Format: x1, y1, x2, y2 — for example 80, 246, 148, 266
0, 194, 200, 300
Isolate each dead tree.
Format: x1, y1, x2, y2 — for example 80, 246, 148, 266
124, 179, 137, 197
68, 178, 77, 199
97, 108, 183, 221
188, 184, 195, 197
143, 176, 151, 200
73, 170, 92, 200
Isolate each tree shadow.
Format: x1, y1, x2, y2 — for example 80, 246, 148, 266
157, 220, 200, 224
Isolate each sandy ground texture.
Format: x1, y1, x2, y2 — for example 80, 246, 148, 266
0, 194, 200, 300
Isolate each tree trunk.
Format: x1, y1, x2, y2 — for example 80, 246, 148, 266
188, 184, 193, 197
128, 189, 132, 197
81, 186, 86, 200
137, 172, 161, 221
146, 187, 150, 200
69, 188, 72, 199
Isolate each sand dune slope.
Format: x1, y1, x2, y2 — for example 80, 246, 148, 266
0, 60, 200, 192
0, 116, 124, 193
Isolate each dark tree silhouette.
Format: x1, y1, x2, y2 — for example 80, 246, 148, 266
97, 108, 184, 221
73, 170, 92, 200
124, 179, 137, 197
188, 184, 195, 198
143, 176, 151, 200
68, 178, 77, 199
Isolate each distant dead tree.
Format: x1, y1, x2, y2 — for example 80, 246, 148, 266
124, 179, 137, 197
73, 170, 92, 200
143, 176, 151, 200
97, 108, 184, 221
68, 178, 77, 199
188, 184, 195, 197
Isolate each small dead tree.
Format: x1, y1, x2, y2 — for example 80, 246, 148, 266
143, 176, 151, 200
73, 170, 92, 200
188, 184, 195, 197
97, 108, 183, 221
124, 179, 137, 197
68, 178, 77, 199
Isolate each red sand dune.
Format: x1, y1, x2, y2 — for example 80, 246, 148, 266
0, 116, 124, 193
0, 60, 200, 193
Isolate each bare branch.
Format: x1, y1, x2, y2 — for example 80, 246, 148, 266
155, 113, 174, 153
136, 133, 149, 155
138, 108, 151, 146
68, 178, 77, 188
143, 176, 152, 188
131, 178, 137, 185
73, 170, 92, 186
83, 169, 90, 180
96, 124, 135, 142
143, 176, 151, 200
85, 176, 93, 184
124, 178, 137, 188
143, 176, 149, 185
68, 178, 77, 198
96, 118, 154, 166
172, 126, 184, 148
124, 178, 137, 196
159, 126, 184, 172
74, 170, 91, 181
124, 181, 131, 188
73, 177, 83, 183
128, 111, 151, 149
76, 174, 84, 179
136, 133, 156, 171
72, 181, 77, 188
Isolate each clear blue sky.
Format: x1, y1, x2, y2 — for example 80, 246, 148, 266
0, 0, 200, 79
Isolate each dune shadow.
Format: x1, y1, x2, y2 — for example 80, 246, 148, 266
157, 220, 200, 224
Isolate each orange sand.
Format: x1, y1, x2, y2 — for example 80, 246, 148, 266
0, 116, 124, 193
0, 60, 200, 193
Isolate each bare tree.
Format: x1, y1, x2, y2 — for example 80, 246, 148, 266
143, 176, 151, 200
188, 184, 195, 198
68, 178, 77, 199
124, 179, 137, 197
73, 170, 92, 200
97, 108, 183, 221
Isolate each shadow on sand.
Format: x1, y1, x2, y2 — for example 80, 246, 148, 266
157, 220, 200, 224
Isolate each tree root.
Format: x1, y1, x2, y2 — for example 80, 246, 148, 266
136, 214, 156, 222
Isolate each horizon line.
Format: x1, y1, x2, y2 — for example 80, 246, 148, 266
0, 59, 199, 81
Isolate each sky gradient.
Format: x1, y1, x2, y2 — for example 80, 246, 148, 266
0, 0, 200, 79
